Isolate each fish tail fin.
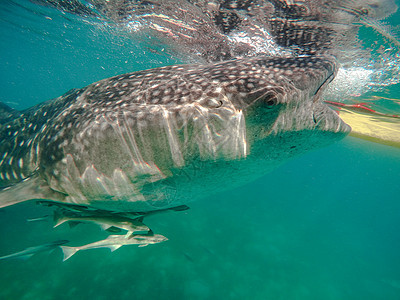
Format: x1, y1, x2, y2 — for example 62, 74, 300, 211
0, 101, 20, 125
60, 246, 78, 261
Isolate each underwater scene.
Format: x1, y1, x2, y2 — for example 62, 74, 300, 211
0, 0, 400, 299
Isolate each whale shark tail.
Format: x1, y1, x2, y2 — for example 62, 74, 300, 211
0, 102, 21, 125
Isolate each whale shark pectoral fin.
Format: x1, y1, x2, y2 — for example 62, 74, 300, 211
0, 175, 65, 209
0, 101, 21, 125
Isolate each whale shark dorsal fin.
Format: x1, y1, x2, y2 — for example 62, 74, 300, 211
0, 101, 21, 125
0, 175, 65, 209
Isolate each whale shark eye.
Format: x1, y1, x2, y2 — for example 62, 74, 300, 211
360, 7, 370, 16
264, 96, 278, 108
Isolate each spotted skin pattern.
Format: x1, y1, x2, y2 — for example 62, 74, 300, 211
0, 56, 350, 211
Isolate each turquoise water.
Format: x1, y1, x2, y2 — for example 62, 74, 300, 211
1, 1, 400, 299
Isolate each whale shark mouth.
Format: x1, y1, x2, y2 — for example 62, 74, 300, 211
309, 68, 349, 132
313, 72, 336, 102
311, 67, 351, 134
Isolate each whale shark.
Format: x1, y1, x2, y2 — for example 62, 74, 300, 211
0, 55, 350, 212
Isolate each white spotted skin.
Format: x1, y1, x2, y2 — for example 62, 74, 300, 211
0, 56, 350, 211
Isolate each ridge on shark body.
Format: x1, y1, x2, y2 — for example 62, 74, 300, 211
0, 55, 350, 212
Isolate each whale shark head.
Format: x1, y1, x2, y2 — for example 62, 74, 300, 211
204, 55, 349, 143
226, 56, 350, 156
0, 55, 350, 211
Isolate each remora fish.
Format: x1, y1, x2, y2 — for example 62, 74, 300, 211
60, 234, 167, 261
37, 200, 189, 216
53, 209, 150, 236
0, 240, 68, 261
0, 56, 350, 212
